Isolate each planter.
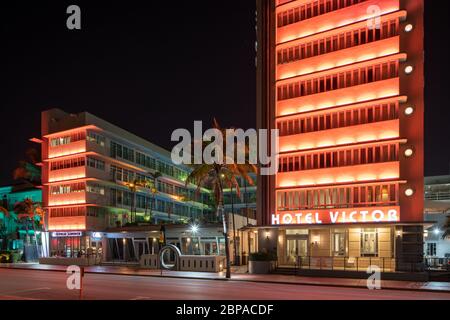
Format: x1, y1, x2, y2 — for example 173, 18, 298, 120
249, 260, 277, 274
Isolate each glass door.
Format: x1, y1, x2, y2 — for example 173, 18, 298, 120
286, 238, 308, 265
361, 229, 378, 257
286, 239, 298, 265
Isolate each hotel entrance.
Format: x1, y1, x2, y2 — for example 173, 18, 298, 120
275, 226, 401, 271
283, 229, 309, 266
286, 239, 308, 265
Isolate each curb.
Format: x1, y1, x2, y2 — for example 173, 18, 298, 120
2, 266, 450, 294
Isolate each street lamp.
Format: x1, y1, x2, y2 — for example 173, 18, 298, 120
190, 224, 199, 234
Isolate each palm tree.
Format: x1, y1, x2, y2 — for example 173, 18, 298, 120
0, 206, 10, 248
185, 120, 256, 279
442, 216, 450, 240
126, 180, 139, 224
143, 172, 162, 223
13, 148, 41, 184
13, 199, 42, 245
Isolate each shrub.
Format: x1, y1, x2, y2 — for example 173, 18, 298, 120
249, 252, 277, 262
0, 251, 11, 263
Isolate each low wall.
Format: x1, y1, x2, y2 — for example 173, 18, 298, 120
179, 256, 226, 273
140, 254, 226, 273
39, 256, 101, 267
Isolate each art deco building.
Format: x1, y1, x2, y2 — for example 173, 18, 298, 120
256, 0, 425, 271
39, 109, 213, 259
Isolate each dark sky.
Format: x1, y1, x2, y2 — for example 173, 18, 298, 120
0, 1, 449, 185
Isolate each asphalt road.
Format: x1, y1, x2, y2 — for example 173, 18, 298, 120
0, 269, 449, 300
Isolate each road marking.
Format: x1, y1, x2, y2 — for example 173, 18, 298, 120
130, 296, 152, 300
2, 287, 51, 295
0, 295, 40, 300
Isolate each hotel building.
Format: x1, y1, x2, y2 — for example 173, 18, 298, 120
256, 0, 425, 271
424, 176, 450, 265
39, 109, 214, 260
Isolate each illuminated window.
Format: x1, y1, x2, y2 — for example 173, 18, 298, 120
50, 132, 86, 147
361, 229, 378, 257
333, 230, 347, 257
87, 131, 105, 147
50, 157, 85, 171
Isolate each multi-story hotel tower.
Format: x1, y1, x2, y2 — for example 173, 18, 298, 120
256, 0, 425, 271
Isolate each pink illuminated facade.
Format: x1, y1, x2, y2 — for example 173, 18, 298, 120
40, 109, 211, 258
256, 0, 426, 271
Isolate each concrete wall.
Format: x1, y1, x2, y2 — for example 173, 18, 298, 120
348, 228, 361, 258
310, 229, 331, 257
378, 228, 392, 258
140, 254, 226, 273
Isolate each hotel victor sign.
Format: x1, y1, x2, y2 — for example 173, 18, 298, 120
272, 207, 400, 226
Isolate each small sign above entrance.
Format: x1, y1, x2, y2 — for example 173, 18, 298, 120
52, 231, 83, 238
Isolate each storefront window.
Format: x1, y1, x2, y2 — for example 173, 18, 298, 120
218, 238, 226, 256
332, 230, 346, 256
361, 229, 378, 257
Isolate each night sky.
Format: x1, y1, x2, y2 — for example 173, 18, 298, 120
0, 1, 449, 185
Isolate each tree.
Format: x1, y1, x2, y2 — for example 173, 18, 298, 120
13, 199, 44, 245
126, 180, 139, 223
142, 172, 162, 223
0, 206, 10, 248
13, 148, 41, 184
442, 216, 450, 240
185, 120, 256, 279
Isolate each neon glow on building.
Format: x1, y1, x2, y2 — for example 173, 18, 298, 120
256, 0, 425, 270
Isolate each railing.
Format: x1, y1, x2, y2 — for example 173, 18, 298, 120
424, 258, 450, 271
296, 256, 397, 273
425, 192, 450, 201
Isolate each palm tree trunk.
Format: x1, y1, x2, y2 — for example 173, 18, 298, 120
217, 185, 231, 279
31, 218, 38, 246
220, 204, 231, 279
231, 187, 238, 266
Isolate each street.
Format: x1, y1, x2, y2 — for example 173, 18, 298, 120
0, 269, 449, 300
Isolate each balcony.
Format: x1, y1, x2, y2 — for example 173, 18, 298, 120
277, 0, 400, 43
48, 140, 87, 159
279, 119, 400, 153
48, 166, 86, 183
48, 216, 86, 231
48, 192, 87, 207
277, 78, 400, 117
276, 161, 400, 188
277, 36, 400, 80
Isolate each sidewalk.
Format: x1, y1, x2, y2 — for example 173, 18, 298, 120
1, 263, 450, 294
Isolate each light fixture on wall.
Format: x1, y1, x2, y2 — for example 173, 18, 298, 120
404, 106, 415, 116
265, 231, 271, 240
404, 24, 414, 32
404, 65, 414, 74
404, 147, 415, 158
312, 235, 320, 245
396, 230, 403, 238
405, 188, 415, 197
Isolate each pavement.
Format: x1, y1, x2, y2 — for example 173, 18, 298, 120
1, 263, 450, 294
1, 268, 450, 300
